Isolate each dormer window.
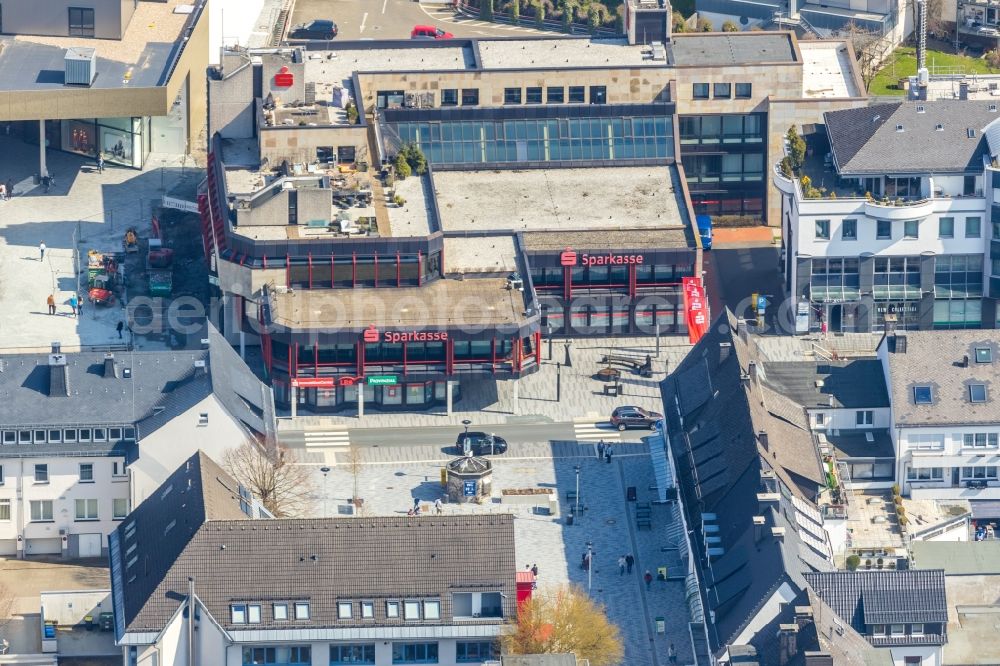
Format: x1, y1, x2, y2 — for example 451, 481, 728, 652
969, 384, 987, 403
913, 386, 933, 404
916, 105, 925, 113
990, 104, 997, 112
895, 124, 904, 132
975, 347, 993, 363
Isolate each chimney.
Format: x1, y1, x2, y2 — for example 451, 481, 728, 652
778, 624, 799, 666
962, 355, 969, 368
758, 430, 769, 451
794, 606, 814, 630
103, 353, 118, 378
760, 469, 778, 493
771, 526, 786, 542
753, 515, 767, 542
748, 360, 759, 383
48, 351, 69, 397
719, 342, 732, 363
960, 81, 970, 100
757, 492, 780, 513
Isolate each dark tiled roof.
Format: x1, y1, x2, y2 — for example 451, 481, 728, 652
825, 101, 996, 175
804, 570, 948, 635
764, 361, 890, 409
670, 33, 797, 65
880, 331, 1000, 427
822, 430, 895, 460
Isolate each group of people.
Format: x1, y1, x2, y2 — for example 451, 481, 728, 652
46, 293, 84, 317
0, 178, 14, 201
616, 553, 636, 575
596, 440, 615, 463
407, 497, 445, 516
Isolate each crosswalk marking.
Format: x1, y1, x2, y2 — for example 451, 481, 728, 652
572, 419, 621, 442
302, 428, 351, 449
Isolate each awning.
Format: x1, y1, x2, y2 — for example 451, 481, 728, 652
970, 500, 1000, 520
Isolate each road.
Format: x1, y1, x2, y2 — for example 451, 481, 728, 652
348, 420, 617, 447
288, 0, 552, 40
704, 242, 786, 333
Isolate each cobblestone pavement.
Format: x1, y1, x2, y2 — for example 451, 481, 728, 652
313, 438, 694, 666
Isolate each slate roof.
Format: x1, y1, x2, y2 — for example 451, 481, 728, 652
763, 361, 890, 409
670, 33, 797, 65
824, 101, 997, 175
113, 452, 516, 635
880, 331, 1000, 427
804, 570, 948, 645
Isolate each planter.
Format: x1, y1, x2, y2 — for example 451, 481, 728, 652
501, 488, 554, 506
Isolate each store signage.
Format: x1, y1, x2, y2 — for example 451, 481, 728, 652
274, 66, 294, 87
464, 480, 477, 496
363, 324, 380, 343
365, 324, 448, 343
291, 377, 335, 389
367, 375, 398, 386
559, 247, 644, 267
682, 276, 708, 344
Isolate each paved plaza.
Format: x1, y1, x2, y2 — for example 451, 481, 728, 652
312, 438, 693, 666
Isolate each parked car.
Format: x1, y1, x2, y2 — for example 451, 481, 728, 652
456, 432, 508, 455
288, 19, 338, 40
610, 406, 663, 431
411, 25, 454, 39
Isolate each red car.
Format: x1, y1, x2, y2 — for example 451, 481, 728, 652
411, 25, 454, 39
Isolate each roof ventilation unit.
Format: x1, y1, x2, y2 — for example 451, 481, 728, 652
65, 47, 97, 86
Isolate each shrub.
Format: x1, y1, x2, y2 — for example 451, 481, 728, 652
891, 483, 900, 496
562, 3, 572, 31
399, 143, 427, 175
828, 191, 837, 199
393, 194, 406, 207
786, 126, 806, 169
722, 20, 738, 32
696, 17, 713, 31
893, 495, 903, 506
393, 153, 411, 180
779, 156, 793, 178
846, 554, 861, 571
671, 11, 687, 33
987, 49, 1000, 69
535, 0, 545, 28
346, 102, 359, 125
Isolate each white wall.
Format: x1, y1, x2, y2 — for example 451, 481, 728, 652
889, 644, 942, 666
40, 590, 112, 625
210, 0, 267, 64
808, 407, 892, 431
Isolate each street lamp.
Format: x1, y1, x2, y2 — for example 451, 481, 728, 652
586, 541, 594, 592
574, 465, 581, 517
462, 419, 471, 435
461, 420, 472, 456
320, 466, 331, 517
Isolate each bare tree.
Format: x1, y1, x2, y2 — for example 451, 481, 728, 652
842, 21, 895, 91
223, 440, 315, 518
908, 0, 945, 39
346, 446, 365, 509
0, 583, 15, 631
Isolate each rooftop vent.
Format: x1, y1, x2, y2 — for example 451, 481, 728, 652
991, 104, 998, 112
895, 124, 904, 132
968, 128, 977, 138
935, 124, 944, 131
916, 105, 925, 113
65, 47, 97, 87
872, 114, 881, 123
103, 353, 117, 379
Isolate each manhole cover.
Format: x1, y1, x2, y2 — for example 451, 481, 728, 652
605, 518, 616, 526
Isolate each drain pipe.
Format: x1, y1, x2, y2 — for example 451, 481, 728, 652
188, 577, 196, 666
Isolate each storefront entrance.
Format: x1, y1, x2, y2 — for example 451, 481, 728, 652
22, 118, 150, 168
280, 379, 462, 413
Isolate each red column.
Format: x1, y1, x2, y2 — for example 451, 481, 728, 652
534, 331, 542, 363
313, 343, 318, 373
629, 264, 637, 298
356, 340, 365, 376
513, 338, 523, 372
564, 266, 572, 299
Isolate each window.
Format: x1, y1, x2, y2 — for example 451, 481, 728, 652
961, 466, 998, 479
113, 461, 126, 477
288, 647, 310, 664
503, 88, 521, 104
273, 603, 288, 621
79, 428, 91, 442
842, 218, 857, 240
30, 500, 53, 522
294, 602, 310, 620
904, 658, 922, 666
872, 624, 886, 636
109, 427, 122, 441
460, 89, 478, 106
546, 86, 564, 103
331, 644, 376, 664
423, 600, 441, 620
714, 82, 732, 99
113, 498, 129, 519
908, 434, 945, 450
34, 430, 46, 444
962, 432, 998, 448
568, 86, 585, 103
969, 384, 988, 403
877, 220, 892, 239
18, 431, 30, 444
65, 429, 77, 443
815, 219, 830, 240
890, 624, 905, 636
966, 216, 982, 238
2, 432, 14, 445
75, 499, 98, 520
404, 600, 421, 619
939, 216, 955, 238
338, 601, 353, 619
361, 601, 374, 618
913, 386, 933, 404
589, 85, 607, 104
93, 428, 106, 441
0, 500, 9, 521
247, 604, 261, 623
242, 646, 273, 664
79, 463, 94, 482
906, 467, 943, 481
441, 89, 458, 106
231, 604, 247, 624
34, 464, 48, 483
856, 410, 874, 426
910, 623, 924, 636
525, 87, 542, 104
735, 82, 752, 98
692, 83, 710, 99
457, 642, 497, 662
976, 347, 993, 363
815, 412, 826, 425
392, 642, 438, 664
198, 413, 209, 426
68, 7, 95, 37
386, 601, 400, 618
904, 220, 919, 239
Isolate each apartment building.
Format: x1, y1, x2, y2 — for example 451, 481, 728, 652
0, 0, 208, 169
0, 325, 274, 558
110, 451, 517, 666
775, 101, 1000, 333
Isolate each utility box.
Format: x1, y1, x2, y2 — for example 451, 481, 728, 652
65, 47, 97, 86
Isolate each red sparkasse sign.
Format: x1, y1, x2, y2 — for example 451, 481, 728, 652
682, 276, 708, 344
274, 66, 294, 87
560, 249, 578, 266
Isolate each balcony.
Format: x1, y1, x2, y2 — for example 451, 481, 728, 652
863, 198, 936, 221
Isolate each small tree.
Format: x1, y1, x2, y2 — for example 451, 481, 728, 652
779, 155, 794, 178
399, 143, 427, 175
588, 5, 600, 33
696, 16, 713, 31
503, 585, 624, 666
846, 554, 861, 571
223, 440, 315, 518
616, 6, 625, 33
722, 19, 738, 32
671, 11, 687, 33
987, 49, 1000, 70
786, 125, 806, 169
394, 152, 411, 180
843, 21, 894, 92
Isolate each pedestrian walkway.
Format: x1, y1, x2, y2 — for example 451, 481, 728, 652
573, 417, 621, 442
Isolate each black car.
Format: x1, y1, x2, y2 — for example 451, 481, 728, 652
610, 406, 663, 431
456, 432, 508, 456
288, 19, 338, 40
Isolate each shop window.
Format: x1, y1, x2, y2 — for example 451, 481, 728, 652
441, 89, 458, 106
317, 146, 334, 163
526, 87, 543, 104
504, 88, 522, 105
547, 87, 564, 103
692, 83, 709, 99
461, 89, 479, 106
68, 7, 95, 37
568, 86, 586, 103
331, 645, 376, 664
392, 642, 438, 664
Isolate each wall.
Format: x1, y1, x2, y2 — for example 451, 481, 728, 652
259, 126, 368, 166
209, 57, 256, 140
40, 590, 112, 626
0, 0, 126, 39
164, 1, 210, 158
888, 645, 942, 666
807, 407, 893, 431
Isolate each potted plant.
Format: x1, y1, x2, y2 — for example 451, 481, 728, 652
846, 554, 861, 571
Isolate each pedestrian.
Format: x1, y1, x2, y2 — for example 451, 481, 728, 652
581, 551, 591, 572
618, 555, 626, 576
69, 294, 78, 317
605, 444, 614, 464
6, 179, 13, 199
668, 643, 677, 664
644, 570, 653, 590
46, 294, 56, 315
97, 155, 104, 173
531, 563, 538, 577
76, 295, 83, 317
0, 183, 7, 201
413, 497, 420, 510
42, 174, 50, 193
39, 242, 46, 261
597, 440, 605, 460
434, 498, 443, 515
626, 553, 635, 574
116, 320, 124, 339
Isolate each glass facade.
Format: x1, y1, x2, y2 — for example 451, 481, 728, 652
390, 115, 673, 166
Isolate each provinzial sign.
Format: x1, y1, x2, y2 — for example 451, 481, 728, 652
367, 375, 398, 386
558, 247, 645, 267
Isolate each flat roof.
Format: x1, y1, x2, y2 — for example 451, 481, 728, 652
0, 0, 198, 91
433, 166, 687, 233
670, 33, 797, 66
444, 235, 520, 273
911, 541, 1000, 575
387, 174, 437, 238
477, 38, 654, 69
267, 277, 531, 329
799, 41, 862, 99
521, 227, 692, 251
304, 45, 474, 89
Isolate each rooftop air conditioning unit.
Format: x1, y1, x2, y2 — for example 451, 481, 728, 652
65, 47, 97, 86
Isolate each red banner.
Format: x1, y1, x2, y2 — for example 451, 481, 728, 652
682, 277, 709, 344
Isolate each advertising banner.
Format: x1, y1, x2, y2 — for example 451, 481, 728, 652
682, 277, 708, 344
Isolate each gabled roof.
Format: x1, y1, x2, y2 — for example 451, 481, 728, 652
825, 101, 996, 175
763, 361, 889, 409
880, 331, 1000, 427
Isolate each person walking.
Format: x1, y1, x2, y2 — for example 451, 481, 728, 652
46, 294, 56, 315
617, 555, 626, 576
667, 643, 677, 664
39, 242, 46, 261
434, 498, 443, 515
68, 294, 78, 317
597, 440, 606, 460
41, 174, 50, 193
116, 320, 124, 339
531, 563, 538, 577
625, 553, 635, 574
76, 295, 83, 317
644, 570, 653, 590
605, 444, 614, 464
97, 155, 104, 173
6, 179, 13, 199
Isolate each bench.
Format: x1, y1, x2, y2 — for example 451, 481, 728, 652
601, 354, 653, 378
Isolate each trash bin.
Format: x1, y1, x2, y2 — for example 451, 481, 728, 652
566, 513, 574, 526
